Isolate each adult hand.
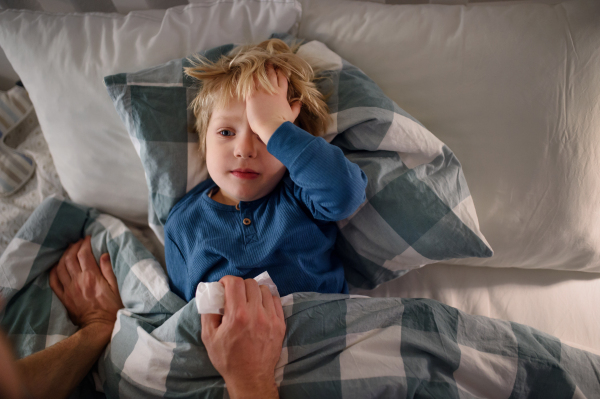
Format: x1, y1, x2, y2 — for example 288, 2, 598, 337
246, 62, 301, 145
201, 276, 286, 399
48, 235, 123, 337
9, 236, 125, 399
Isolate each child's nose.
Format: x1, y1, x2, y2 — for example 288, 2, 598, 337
234, 132, 259, 159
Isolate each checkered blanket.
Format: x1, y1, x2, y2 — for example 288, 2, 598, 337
1, 195, 598, 398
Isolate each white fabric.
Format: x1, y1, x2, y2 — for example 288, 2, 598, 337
0, 125, 67, 256
350, 263, 600, 353
195, 271, 280, 315
0, 1, 301, 225
0, 0, 572, 90
298, 0, 600, 272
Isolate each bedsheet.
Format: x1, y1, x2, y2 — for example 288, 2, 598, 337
353, 264, 600, 354
0, 124, 66, 255
1, 195, 599, 398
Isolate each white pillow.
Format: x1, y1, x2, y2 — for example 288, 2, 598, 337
0, 1, 301, 225
298, 0, 600, 272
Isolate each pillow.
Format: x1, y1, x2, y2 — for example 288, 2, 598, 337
105, 33, 493, 289
297, 0, 600, 273
0, 1, 302, 225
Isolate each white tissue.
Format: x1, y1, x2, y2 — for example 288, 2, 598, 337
195, 271, 280, 315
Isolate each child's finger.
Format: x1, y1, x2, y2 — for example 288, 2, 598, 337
266, 63, 278, 87
276, 67, 287, 90
253, 73, 260, 92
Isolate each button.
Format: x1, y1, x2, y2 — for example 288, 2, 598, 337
236, 203, 240, 211
243, 218, 251, 226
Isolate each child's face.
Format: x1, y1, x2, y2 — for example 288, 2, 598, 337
205, 95, 287, 204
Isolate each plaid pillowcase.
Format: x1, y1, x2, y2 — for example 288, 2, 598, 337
104, 32, 493, 289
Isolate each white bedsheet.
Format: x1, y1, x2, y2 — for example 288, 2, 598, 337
0, 124, 66, 255
351, 263, 600, 354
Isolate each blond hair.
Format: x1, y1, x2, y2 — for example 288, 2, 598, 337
184, 38, 331, 156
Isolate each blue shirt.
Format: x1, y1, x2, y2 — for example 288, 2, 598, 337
164, 121, 368, 301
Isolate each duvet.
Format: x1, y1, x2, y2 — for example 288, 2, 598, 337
0, 196, 598, 398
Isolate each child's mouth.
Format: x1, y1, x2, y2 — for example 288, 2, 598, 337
231, 170, 260, 180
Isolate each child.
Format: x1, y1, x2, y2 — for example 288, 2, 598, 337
164, 38, 368, 301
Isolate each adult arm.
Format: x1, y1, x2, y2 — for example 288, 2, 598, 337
201, 276, 286, 399
15, 236, 123, 399
14, 323, 111, 399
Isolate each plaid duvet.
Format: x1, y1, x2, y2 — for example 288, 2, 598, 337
1, 195, 598, 398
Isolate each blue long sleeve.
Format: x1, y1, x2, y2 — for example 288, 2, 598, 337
164, 235, 189, 300
267, 121, 368, 221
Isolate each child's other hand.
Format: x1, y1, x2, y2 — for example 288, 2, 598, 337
246, 63, 301, 145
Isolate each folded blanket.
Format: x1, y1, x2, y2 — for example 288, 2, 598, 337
1, 196, 598, 398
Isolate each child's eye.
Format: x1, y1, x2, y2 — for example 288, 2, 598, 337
218, 129, 235, 137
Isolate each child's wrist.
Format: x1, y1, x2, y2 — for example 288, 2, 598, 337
257, 120, 288, 145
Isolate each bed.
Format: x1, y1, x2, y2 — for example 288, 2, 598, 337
0, 0, 599, 397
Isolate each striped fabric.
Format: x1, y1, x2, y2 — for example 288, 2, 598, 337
0, 86, 35, 197
105, 33, 493, 289
0, 194, 598, 398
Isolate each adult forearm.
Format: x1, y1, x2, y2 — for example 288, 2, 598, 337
14, 323, 112, 399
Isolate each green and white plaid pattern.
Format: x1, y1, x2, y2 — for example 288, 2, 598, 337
1, 195, 598, 398
104, 32, 493, 290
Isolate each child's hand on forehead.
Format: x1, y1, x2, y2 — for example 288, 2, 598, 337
246, 62, 302, 145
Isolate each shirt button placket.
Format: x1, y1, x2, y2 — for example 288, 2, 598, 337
240, 207, 257, 245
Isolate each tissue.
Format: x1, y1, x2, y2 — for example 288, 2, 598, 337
195, 271, 280, 315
